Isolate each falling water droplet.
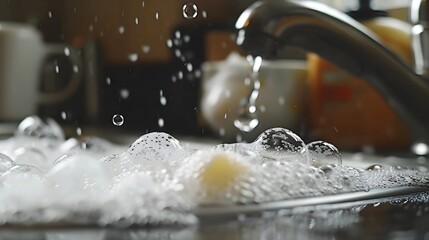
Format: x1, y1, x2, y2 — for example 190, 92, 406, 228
48, 11, 53, 18
55, 65, 60, 74
64, 47, 70, 56
182, 3, 198, 19
106, 77, 111, 85
155, 12, 159, 20
166, 39, 173, 48
61, 111, 67, 120
73, 65, 79, 73
112, 114, 124, 126
158, 118, 165, 127
202, 10, 207, 18
186, 63, 193, 72
128, 53, 138, 62
76, 127, 82, 136
135, 17, 139, 25
118, 26, 125, 34
119, 89, 130, 99
142, 45, 150, 54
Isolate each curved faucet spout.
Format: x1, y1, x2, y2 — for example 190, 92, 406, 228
235, 0, 429, 150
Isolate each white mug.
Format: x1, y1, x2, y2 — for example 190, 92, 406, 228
201, 53, 308, 141
0, 22, 81, 121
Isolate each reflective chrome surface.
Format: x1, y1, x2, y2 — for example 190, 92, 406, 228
235, 0, 429, 151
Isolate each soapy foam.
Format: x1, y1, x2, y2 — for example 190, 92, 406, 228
0, 116, 428, 226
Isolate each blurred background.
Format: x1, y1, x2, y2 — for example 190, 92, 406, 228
0, 0, 411, 151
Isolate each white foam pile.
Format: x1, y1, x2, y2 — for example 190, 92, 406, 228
0, 116, 427, 227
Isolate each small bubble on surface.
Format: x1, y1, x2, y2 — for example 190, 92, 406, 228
367, 164, 383, 171
183, 3, 198, 19
112, 114, 124, 126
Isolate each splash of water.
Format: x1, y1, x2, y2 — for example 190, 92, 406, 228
234, 56, 262, 133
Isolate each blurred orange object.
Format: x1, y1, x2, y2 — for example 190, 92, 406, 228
307, 17, 413, 151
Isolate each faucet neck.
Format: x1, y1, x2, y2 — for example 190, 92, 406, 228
411, 0, 429, 76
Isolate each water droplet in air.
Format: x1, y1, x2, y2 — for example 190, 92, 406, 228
304, 141, 342, 166
76, 127, 82, 136
158, 118, 165, 127
142, 45, 150, 53
128, 53, 138, 62
73, 65, 79, 73
48, 11, 53, 18
186, 63, 193, 72
106, 77, 111, 85
155, 12, 159, 19
64, 47, 70, 56
183, 3, 198, 19
112, 114, 124, 126
135, 17, 139, 25
166, 39, 173, 48
55, 65, 60, 73
202, 10, 207, 18
119, 89, 130, 99
412, 142, 429, 155
160, 96, 167, 106
118, 26, 125, 34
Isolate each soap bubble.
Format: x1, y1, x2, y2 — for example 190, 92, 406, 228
0, 153, 15, 173
1, 164, 44, 186
15, 116, 65, 142
125, 132, 191, 173
182, 3, 198, 19
304, 141, 342, 166
253, 128, 305, 160
59, 137, 113, 158
367, 164, 383, 171
12, 147, 50, 172
112, 114, 124, 126
46, 154, 107, 194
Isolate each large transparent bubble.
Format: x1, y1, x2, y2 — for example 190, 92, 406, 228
253, 128, 306, 161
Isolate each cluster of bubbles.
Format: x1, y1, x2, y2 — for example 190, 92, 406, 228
0, 116, 428, 227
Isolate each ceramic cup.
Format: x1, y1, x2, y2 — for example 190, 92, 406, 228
0, 22, 81, 121
201, 53, 308, 141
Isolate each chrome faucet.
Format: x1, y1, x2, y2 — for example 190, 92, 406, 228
235, 0, 429, 153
